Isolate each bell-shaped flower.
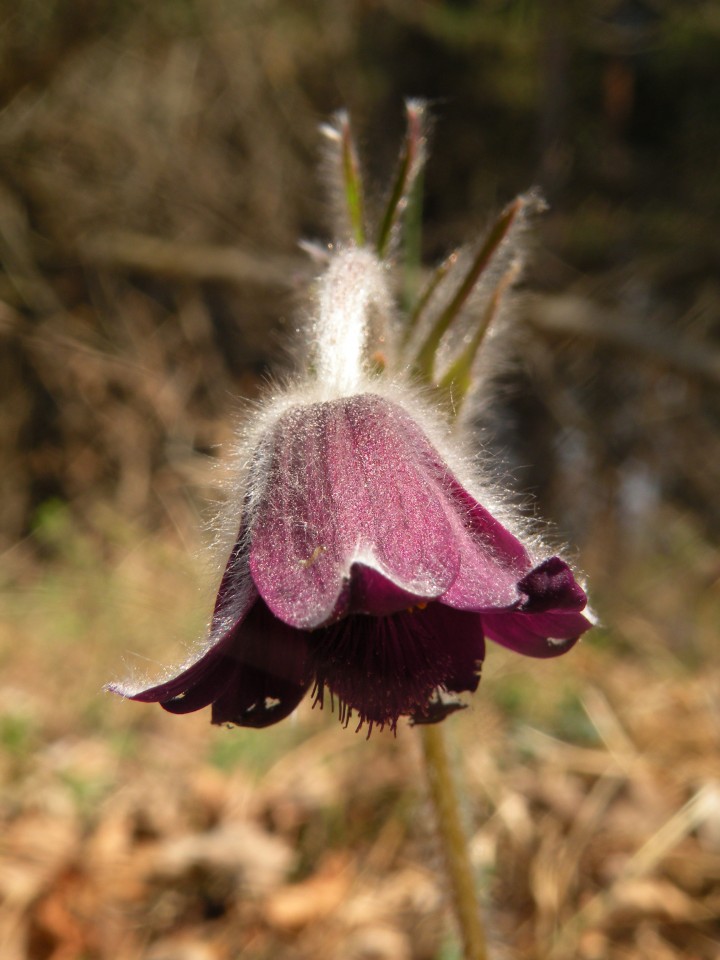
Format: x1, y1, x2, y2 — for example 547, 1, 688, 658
111, 389, 589, 732
110, 106, 592, 733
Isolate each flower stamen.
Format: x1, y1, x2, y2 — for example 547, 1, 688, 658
299, 545, 327, 569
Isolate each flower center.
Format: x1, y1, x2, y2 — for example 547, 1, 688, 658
308, 606, 453, 734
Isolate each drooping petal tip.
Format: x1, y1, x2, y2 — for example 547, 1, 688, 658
517, 556, 588, 613
482, 557, 592, 659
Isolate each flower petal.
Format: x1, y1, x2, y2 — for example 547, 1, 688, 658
437, 478, 531, 611
418, 602, 486, 695
109, 565, 312, 728
160, 659, 236, 714
483, 608, 592, 658
480, 554, 591, 656
211, 518, 251, 625
517, 556, 587, 612
446, 474, 530, 569
209, 601, 312, 728
250, 395, 461, 629
346, 562, 439, 616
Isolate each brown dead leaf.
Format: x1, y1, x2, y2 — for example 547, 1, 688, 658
264, 852, 353, 930
634, 922, 687, 960
152, 821, 295, 893
145, 933, 225, 960
30, 867, 94, 960
606, 878, 707, 925
577, 928, 608, 960
0, 813, 80, 907
343, 924, 412, 960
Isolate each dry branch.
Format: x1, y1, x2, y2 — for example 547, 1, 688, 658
71, 233, 720, 386
75, 231, 311, 290
527, 293, 720, 387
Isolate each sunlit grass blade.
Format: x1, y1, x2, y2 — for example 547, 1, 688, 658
438, 262, 520, 411
376, 99, 427, 259
412, 195, 526, 382
401, 165, 424, 311
402, 249, 459, 345
338, 111, 366, 247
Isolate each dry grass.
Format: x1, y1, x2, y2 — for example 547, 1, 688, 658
0, 507, 718, 960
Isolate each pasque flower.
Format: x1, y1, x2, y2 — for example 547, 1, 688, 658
110, 105, 592, 732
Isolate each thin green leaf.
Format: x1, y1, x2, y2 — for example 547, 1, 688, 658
412, 195, 524, 382
376, 100, 426, 258
438, 263, 520, 413
339, 113, 366, 247
402, 249, 458, 345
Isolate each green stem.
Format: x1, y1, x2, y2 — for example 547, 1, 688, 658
419, 723, 489, 960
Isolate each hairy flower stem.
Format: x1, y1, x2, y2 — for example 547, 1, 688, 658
419, 723, 488, 960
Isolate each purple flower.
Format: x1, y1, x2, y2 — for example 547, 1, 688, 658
111, 392, 591, 733
110, 109, 593, 734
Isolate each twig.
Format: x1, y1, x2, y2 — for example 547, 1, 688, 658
75, 231, 309, 290
549, 783, 720, 959
65, 235, 720, 387
527, 292, 720, 387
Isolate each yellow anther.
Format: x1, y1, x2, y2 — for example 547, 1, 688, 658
406, 601, 429, 614
299, 545, 327, 568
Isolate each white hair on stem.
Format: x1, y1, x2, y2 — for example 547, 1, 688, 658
309, 246, 393, 397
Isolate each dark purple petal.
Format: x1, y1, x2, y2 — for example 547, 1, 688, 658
517, 556, 587, 612
481, 555, 591, 657
308, 601, 485, 731
207, 604, 311, 728
211, 518, 251, 626
160, 660, 235, 714
437, 505, 528, 611
483, 608, 592, 659
346, 562, 436, 616
418, 602, 486, 694
210, 661, 309, 728
444, 474, 530, 569
110, 587, 312, 728
250, 395, 462, 629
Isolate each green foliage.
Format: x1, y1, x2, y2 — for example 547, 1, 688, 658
0, 713, 36, 756
435, 934, 463, 960
0, 501, 206, 736
490, 671, 601, 747
208, 724, 308, 775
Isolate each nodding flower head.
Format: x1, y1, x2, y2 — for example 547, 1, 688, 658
109, 104, 592, 734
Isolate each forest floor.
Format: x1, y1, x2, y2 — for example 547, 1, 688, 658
1, 506, 719, 960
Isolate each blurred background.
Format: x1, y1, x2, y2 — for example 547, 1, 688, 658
1, 1, 719, 958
